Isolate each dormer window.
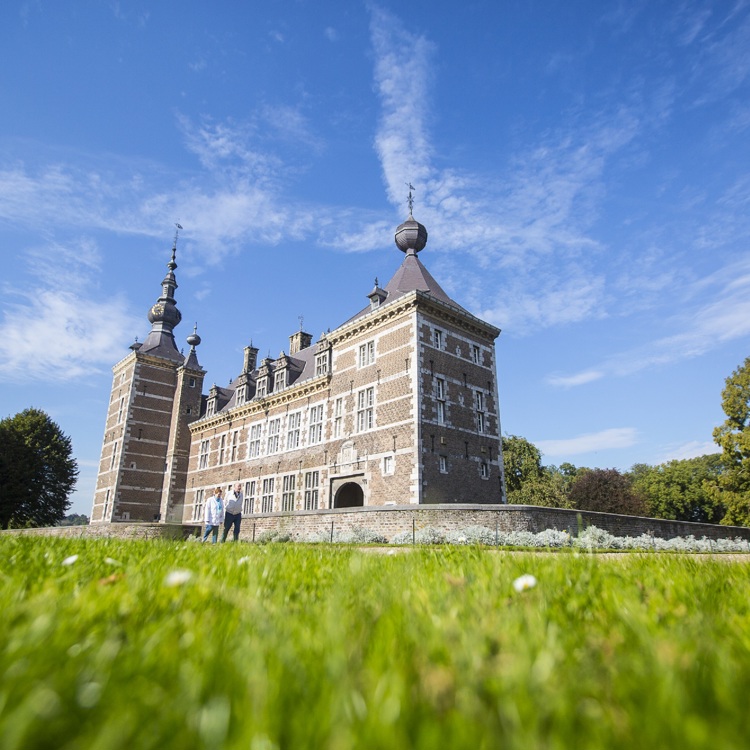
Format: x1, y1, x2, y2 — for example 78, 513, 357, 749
315, 352, 329, 376
236, 387, 246, 406
256, 379, 267, 398
274, 370, 286, 391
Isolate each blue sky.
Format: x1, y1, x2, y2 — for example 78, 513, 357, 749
2, 1, 750, 516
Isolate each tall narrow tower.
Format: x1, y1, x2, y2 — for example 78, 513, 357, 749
91, 236, 205, 523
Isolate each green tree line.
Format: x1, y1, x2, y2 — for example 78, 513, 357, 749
503, 356, 750, 527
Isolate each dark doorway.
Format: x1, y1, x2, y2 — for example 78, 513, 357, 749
334, 482, 364, 508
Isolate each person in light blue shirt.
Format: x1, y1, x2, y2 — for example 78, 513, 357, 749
202, 487, 225, 543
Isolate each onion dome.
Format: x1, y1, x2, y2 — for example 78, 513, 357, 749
186, 324, 201, 349
395, 214, 428, 255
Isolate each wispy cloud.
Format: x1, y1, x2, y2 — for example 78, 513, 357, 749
657, 440, 720, 463
536, 427, 638, 457
0, 239, 141, 382
548, 254, 750, 386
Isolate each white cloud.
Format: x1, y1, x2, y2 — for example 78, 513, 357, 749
0, 239, 141, 383
536, 427, 638, 457
546, 369, 605, 388
657, 440, 721, 463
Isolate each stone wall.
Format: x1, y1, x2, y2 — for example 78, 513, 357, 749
7, 505, 750, 543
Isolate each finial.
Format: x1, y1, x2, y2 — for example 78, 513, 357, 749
406, 183, 415, 216
298, 314, 304, 331
173, 222, 183, 250
374, 277, 379, 287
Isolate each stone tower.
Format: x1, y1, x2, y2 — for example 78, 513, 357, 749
91, 237, 205, 523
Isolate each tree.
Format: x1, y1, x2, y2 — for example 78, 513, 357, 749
0, 409, 78, 529
502, 435, 569, 507
59, 513, 90, 526
568, 468, 645, 516
631, 455, 725, 523
711, 357, 750, 526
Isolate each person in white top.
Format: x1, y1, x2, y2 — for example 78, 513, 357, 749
202, 487, 225, 543
222, 483, 243, 542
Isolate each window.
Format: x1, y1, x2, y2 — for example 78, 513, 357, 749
186, 406, 192, 415
357, 387, 374, 432
103, 489, 111, 520
267, 419, 281, 454
439, 455, 448, 474
282, 474, 296, 511
274, 370, 286, 391
189, 377, 196, 388
480, 462, 489, 479
333, 398, 343, 438
117, 397, 125, 423
261, 478, 275, 513
194, 489, 204, 520
358, 340, 375, 368
236, 387, 246, 406
315, 353, 329, 377
109, 442, 118, 471
248, 424, 262, 458
475, 390, 485, 434
304, 471, 319, 509
218, 434, 226, 465
199, 439, 210, 469
206, 400, 215, 417
287, 412, 301, 450
472, 345, 482, 365
309, 404, 324, 444
436, 377, 446, 424
433, 329, 443, 349
383, 455, 394, 475
243, 481, 256, 515
256, 379, 267, 398
230, 430, 239, 462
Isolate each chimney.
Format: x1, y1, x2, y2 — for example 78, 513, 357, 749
289, 330, 313, 355
243, 345, 259, 373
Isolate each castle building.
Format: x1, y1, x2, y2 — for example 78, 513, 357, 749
91, 213, 506, 524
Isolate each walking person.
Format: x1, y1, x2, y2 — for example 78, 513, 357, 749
222, 483, 243, 542
202, 486, 225, 543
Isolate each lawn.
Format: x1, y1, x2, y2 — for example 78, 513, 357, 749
0, 536, 748, 749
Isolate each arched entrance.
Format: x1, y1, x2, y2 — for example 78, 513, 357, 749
334, 481, 364, 508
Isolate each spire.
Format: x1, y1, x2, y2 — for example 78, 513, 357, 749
138, 226, 184, 361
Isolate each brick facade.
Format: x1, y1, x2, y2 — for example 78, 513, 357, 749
92, 218, 507, 527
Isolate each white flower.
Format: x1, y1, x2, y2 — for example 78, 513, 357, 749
512, 574, 537, 593
62, 555, 79, 566
237, 557, 251, 565
104, 557, 121, 566
164, 569, 192, 587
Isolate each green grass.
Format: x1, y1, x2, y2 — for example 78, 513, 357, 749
1, 537, 748, 749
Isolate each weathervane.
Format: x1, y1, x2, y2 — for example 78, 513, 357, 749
298, 314, 304, 331
173, 221, 183, 249
405, 183, 415, 215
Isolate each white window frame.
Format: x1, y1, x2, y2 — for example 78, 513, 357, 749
282, 474, 296, 511
256, 379, 267, 398
274, 370, 286, 391
439, 455, 448, 474
230, 430, 239, 462
357, 387, 374, 432
333, 397, 343, 438
236, 387, 246, 406
315, 353, 329, 377
267, 419, 281, 454
199, 439, 210, 469
193, 488, 205, 521
436, 377, 446, 424
261, 478, 275, 513
383, 455, 394, 476
433, 328, 443, 349
218, 434, 226, 465
287, 412, 301, 450
480, 462, 489, 479
309, 404, 324, 444
472, 345, 482, 365
248, 424, 262, 458
358, 340, 375, 368
304, 471, 319, 510
243, 480, 256, 515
